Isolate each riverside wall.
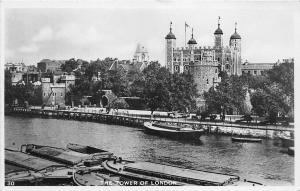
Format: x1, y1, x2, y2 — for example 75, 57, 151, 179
5, 107, 294, 139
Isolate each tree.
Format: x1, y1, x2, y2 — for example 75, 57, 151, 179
142, 62, 170, 114
110, 98, 129, 111
204, 75, 247, 120
61, 58, 80, 73
250, 62, 293, 120
168, 72, 197, 113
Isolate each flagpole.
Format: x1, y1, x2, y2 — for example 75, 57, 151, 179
185, 22, 186, 47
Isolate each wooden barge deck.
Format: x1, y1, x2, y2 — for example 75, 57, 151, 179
104, 160, 239, 186
5, 149, 65, 171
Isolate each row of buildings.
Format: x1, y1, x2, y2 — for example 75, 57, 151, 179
5, 44, 151, 107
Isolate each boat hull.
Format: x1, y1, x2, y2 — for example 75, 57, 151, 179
144, 122, 204, 141
280, 138, 294, 147
231, 137, 262, 143
287, 147, 294, 156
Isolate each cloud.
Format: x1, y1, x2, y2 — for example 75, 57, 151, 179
19, 43, 39, 53
5, 49, 15, 58
56, 23, 104, 45
32, 26, 53, 42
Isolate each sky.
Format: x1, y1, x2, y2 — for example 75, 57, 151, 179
3, 1, 298, 66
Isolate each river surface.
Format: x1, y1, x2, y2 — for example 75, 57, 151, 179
5, 115, 294, 185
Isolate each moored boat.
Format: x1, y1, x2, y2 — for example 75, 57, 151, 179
73, 165, 120, 186
21, 144, 111, 165
67, 143, 113, 160
5, 170, 44, 186
231, 137, 262, 143
280, 137, 294, 147
287, 147, 294, 156
102, 159, 264, 186
144, 122, 205, 141
5, 149, 74, 185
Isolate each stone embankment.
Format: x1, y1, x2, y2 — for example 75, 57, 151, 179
6, 106, 293, 139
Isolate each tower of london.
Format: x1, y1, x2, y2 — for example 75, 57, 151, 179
165, 18, 242, 107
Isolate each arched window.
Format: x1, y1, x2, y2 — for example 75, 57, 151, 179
174, 65, 179, 72
184, 65, 189, 71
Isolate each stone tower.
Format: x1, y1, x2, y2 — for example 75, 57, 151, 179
229, 22, 242, 75
214, 16, 223, 49
165, 22, 176, 74
214, 16, 224, 71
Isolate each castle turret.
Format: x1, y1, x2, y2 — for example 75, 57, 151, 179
214, 16, 223, 49
165, 22, 176, 73
187, 28, 197, 49
229, 22, 242, 75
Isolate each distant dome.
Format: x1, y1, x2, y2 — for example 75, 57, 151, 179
187, 37, 197, 44
231, 23, 241, 39
188, 28, 197, 45
230, 32, 241, 39
165, 31, 176, 39
165, 22, 176, 40
214, 27, 223, 35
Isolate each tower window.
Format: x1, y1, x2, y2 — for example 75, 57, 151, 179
226, 57, 229, 61
184, 65, 189, 71
207, 79, 209, 84
215, 69, 218, 73
174, 65, 179, 72
217, 57, 220, 61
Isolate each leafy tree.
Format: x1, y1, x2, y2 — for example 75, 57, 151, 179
168, 72, 197, 113
204, 75, 247, 120
110, 98, 129, 111
61, 58, 79, 73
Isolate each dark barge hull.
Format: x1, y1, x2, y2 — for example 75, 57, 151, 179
144, 122, 204, 141
280, 138, 294, 147
231, 137, 262, 143
145, 127, 202, 140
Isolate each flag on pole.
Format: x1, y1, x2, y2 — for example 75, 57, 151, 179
185, 22, 190, 46
185, 22, 190, 28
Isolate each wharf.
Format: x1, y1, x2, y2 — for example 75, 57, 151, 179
6, 107, 293, 139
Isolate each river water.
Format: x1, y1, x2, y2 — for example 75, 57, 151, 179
5, 115, 294, 185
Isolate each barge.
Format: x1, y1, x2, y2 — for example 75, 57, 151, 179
144, 121, 205, 141
231, 137, 262, 143
5, 149, 74, 185
102, 159, 262, 186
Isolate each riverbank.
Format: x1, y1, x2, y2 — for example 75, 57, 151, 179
6, 106, 294, 139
